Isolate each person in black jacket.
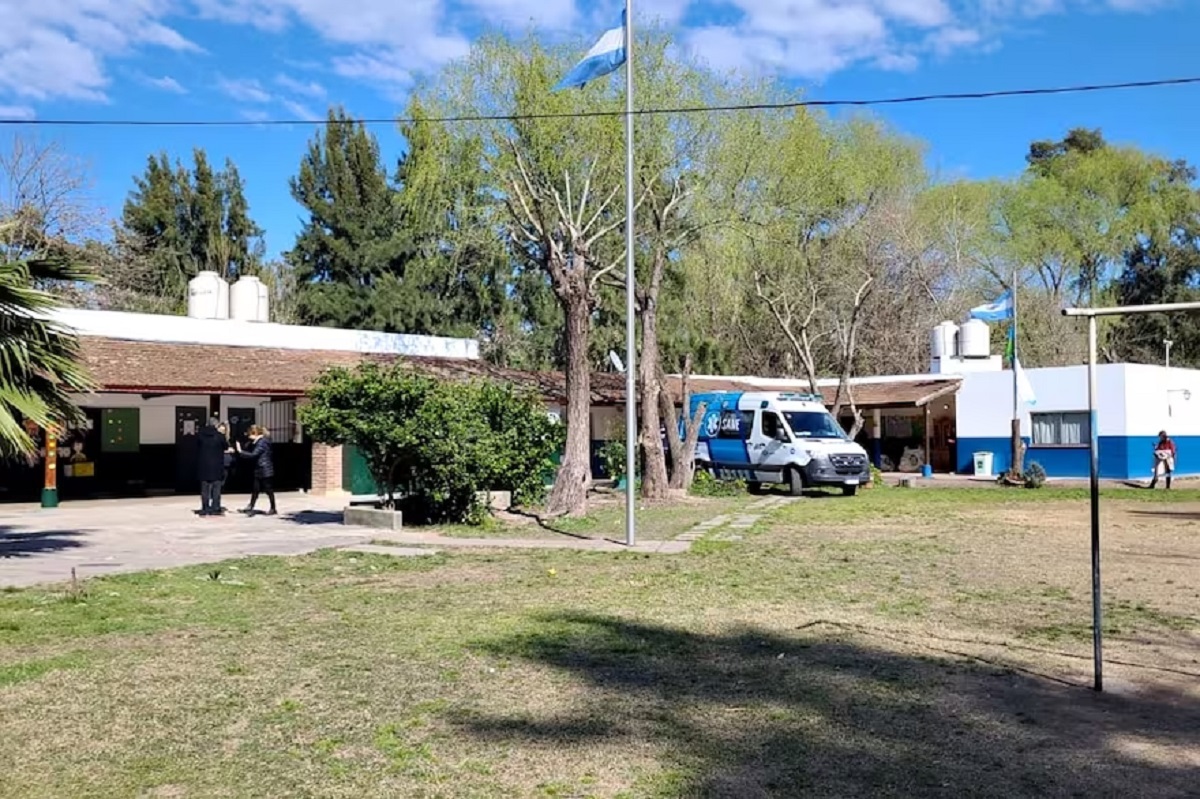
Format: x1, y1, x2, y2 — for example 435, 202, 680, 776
196, 417, 230, 516
237, 425, 276, 516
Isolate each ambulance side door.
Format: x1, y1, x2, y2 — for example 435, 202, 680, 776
748, 409, 794, 483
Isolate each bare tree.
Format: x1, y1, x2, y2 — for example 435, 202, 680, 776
0, 134, 103, 261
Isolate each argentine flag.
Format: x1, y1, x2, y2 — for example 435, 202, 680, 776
554, 11, 627, 91
969, 290, 1014, 323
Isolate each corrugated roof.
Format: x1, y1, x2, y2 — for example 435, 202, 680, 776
78, 337, 958, 408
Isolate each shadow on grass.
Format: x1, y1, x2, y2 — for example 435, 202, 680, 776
500, 508, 594, 541
464, 612, 1199, 797
0, 526, 85, 559
1126, 509, 1200, 522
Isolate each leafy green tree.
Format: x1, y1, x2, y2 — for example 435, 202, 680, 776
0, 222, 94, 456
298, 363, 561, 523
120, 149, 264, 311
411, 34, 630, 516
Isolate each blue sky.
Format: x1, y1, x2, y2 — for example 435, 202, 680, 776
2, 0, 1197, 260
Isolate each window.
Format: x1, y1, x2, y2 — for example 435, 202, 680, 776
1032, 412, 1090, 447
717, 410, 754, 440
761, 412, 787, 441
784, 411, 847, 440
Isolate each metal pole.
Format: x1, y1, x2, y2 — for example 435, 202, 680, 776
1011, 273, 1020, 477
1165, 339, 1173, 368
1061, 299, 1200, 693
623, 0, 637, 548
1086, 314, 1103, 692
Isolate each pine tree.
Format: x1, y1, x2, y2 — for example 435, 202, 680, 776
285, 106, 412, 330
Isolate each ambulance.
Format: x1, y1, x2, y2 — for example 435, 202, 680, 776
690, 391, 870, 496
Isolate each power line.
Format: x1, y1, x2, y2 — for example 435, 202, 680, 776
2, 75, 1198, 127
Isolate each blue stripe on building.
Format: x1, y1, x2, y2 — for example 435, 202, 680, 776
957, 436, 1200, 479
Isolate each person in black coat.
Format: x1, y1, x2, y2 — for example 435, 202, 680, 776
237, 425, 276, 516
196, 417, 230, 516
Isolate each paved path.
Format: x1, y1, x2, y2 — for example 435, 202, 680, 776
675, 495, 798, 543
0, 494, 693, 589
0, 494, 372, 588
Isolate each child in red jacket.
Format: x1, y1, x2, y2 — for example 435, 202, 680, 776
1149, 430, 1176, 489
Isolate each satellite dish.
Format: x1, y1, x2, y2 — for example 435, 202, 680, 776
608, 350, 625, 373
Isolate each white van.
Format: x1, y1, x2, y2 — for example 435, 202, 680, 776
690, 391, 870, 496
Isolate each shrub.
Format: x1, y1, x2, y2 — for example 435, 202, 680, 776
690, 469, 746, 497
1024, 462, 1047, 489
870, 465, 885, 488
598, 437, 627, 481
299, 364, 562, 524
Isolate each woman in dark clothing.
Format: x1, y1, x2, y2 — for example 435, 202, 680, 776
237, 425, 277, 515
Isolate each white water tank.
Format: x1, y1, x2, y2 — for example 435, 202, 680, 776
216, 276, 230, 320
230, 275, 262, 322
187, 271, 224, 319
930, 321, 959, 360
255, 278, 270, 323
960, 318, 991, 358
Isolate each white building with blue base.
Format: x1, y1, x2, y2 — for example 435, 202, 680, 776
954, 363, 1200, 480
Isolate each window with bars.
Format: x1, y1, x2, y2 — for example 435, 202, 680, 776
1031, 412, 1090, 447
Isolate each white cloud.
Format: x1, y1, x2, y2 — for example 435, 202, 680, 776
676, 0, 1165, 81
280, 98, 318, 120
0, 105, 36, 121
146, 74, 187, 94
218, 77, 272, 104
275, 74, 326, 99
0, 0, 1182, 113
0, 0, 197, 103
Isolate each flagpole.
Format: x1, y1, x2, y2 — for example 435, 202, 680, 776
623, 0, 637, 548
1011, 270, 1020, 477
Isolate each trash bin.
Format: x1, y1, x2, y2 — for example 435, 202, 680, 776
973, 451, 994, 477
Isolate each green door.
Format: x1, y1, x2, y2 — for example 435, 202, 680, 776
341, 445, 381, 496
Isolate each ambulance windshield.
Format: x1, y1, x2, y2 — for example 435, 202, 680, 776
783, 411, 847, 440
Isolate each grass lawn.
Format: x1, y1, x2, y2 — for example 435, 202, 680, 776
429, 492, 760, 541
2, 486, 1198, 797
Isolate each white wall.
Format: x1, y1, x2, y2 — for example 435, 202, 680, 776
1123, 364, 1200, 437
590, 406, 622, 440
956, 365, 1129, 438
75, 393, 282, 445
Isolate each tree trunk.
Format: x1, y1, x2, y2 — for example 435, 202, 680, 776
659, 359, 707, 491
639, 293, 669, 499
546, 292, 592, 516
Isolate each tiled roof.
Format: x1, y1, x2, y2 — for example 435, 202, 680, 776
78, 336, 958, 408
78, 337, 625, 404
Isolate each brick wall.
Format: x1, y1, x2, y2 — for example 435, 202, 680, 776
310, 444, 347, 497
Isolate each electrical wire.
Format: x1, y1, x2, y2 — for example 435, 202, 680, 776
2, 75, 1198, 127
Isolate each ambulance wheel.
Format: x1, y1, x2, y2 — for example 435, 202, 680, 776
747, 482, 766, 495
842, 485, 858, 497
786, 468, 805, 497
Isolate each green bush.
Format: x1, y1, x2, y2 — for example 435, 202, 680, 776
1024, 461, 1047, 489
298, 364, 562, 524
598, 437, 627, 481
690, 469, 746, 497
870, 465, 885, 488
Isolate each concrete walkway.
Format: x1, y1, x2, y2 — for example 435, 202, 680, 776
0, 493, 371, 589
0, 494, 693, 589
